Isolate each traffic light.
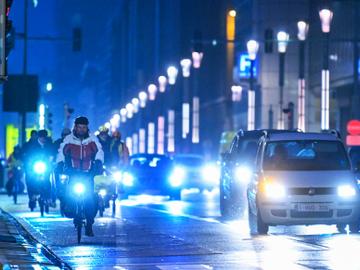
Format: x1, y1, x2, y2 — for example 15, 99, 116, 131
72, 27, 82, 52
5, 0, 14, 58
264, 28, 273, 53
0, 0, 14, 79
283, 102, 294, 130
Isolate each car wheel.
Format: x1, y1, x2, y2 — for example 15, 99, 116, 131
256, 208, 269, 235
349, 223, 360, 233
336, 224, 346, 233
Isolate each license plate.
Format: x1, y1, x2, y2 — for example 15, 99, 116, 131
293, 203, 330, 212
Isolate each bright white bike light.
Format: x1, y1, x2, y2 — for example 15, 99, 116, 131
60, 174, 68, 181
122, 172, 134, 187
33, 161, 46, 174
74, 183, 85, 195
338, 185, 356, 198
113, 171, 122, 183
99, 189, 107, 197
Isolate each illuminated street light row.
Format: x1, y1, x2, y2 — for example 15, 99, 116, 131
101, 52, 203, 155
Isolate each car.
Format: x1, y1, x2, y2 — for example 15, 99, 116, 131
219, 129, 296, 217
247, 131, 360, 234
120, 153, 181, 200
172, 154, 219, 192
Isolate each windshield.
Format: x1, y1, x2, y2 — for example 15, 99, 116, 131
174, 157, 204, 167
233, 139, 259, 162
130, 155, 171, 168
263, 140, 350, 171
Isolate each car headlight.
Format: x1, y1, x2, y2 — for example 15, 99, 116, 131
99, 189, 107, 197
264, 182, 286, 199
234, 166, 252, 184
169, 167, 186, 187
202, 164, 220, 183
123, 172, 134, 187
74, 183, 85, 195
113, 171, 122, 183
33, 161, 46, 175
338, 185, 356, 197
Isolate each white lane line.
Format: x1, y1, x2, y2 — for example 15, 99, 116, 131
157, 264, 213, 270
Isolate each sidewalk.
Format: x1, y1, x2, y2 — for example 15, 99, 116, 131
0, 209, 63, 269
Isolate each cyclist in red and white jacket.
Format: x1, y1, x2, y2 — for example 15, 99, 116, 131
56, 116, 104, 236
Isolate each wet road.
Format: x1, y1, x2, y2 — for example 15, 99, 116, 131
1, 190, 360, 269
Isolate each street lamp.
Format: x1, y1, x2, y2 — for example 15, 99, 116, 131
158, 76, 167, 93
148, 84, 157, 101
246, 39, 259, 130
126, 103, 134, 119
319, 8, 333, 130
180, 58, 192, 78
38, 104, 45, 129
192, 52, 203, 69
180, 59, 192, 150
231, 85, 242, 102
139, 91, 147, 108
166, 66, 178, 153
277, 31, 289, 129
297, 21, 309, 131
120, 108, 127, 123
132, 98, 140, 113
46, 82, 53, 92
167, 66, 178, 85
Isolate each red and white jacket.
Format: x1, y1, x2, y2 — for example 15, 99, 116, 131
56, 133, 104, 171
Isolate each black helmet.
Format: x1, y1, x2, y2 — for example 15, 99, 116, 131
38, 129, 48, 138
74, 116, 89, 125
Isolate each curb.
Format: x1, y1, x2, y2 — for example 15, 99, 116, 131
0, 208, 72, 270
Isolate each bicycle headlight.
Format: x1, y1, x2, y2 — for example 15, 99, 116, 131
33, 161, 46, 175
74, 183, 85, 195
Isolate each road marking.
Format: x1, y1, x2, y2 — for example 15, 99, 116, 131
157, 265, 213, 270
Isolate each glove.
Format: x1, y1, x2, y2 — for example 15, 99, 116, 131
92, 160, 103, 175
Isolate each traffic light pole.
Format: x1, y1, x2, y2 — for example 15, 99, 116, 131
19, 0, 28, 146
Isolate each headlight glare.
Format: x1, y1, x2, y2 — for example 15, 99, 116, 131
234, 166, 252, 184
202, 164, 220, 183
33, 161, 46, 174
338, 185, 356, 197
264, 182, 286, 199
169, 167, 185, 187
74, 183, 85, 195
99, 189, 107, 197
123, 172, 134, 187
113, 171, 122, 183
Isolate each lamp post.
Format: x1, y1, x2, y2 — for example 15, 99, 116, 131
180, 58, 192, 152
246, 40, 259, 130
319, 8, 333, 130
167, 66, 178, 153
277, 31, 289, 129
191, 52, 203, 145
138, 91, 147, 153
297, 21, 309, 131
157, 76, 167, 155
